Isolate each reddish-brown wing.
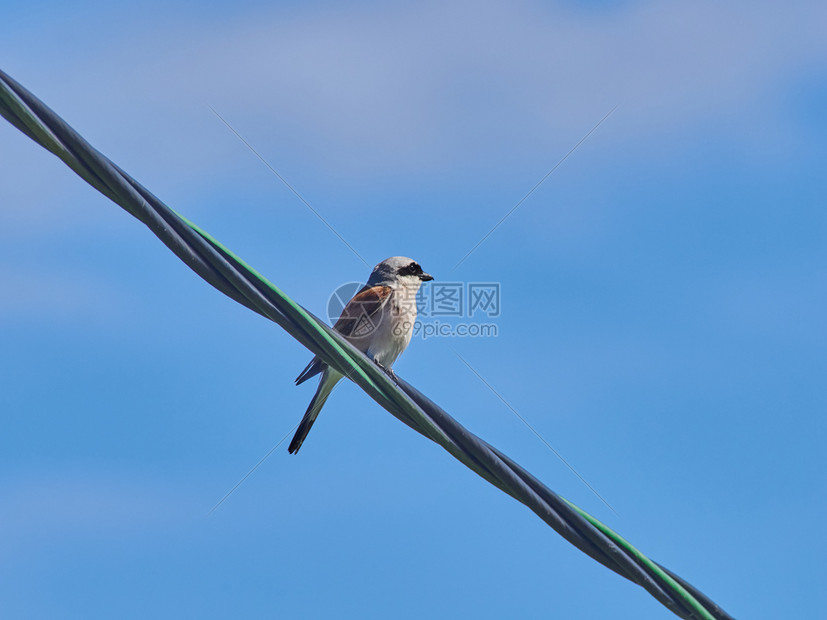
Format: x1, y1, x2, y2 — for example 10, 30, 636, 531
333, 284, 393, 338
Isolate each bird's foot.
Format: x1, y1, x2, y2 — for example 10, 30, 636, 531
373, 360, 398, 384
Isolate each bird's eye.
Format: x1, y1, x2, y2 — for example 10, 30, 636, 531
410, 263, 421, 274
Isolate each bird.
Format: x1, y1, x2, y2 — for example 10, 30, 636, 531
288, 256, 434, 454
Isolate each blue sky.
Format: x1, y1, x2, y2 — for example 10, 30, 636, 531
1, 1, 825, 618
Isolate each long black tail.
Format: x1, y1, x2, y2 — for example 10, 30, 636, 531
289, 369, 340, 454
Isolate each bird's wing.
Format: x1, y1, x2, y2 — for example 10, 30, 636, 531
295, 285, 393, 386
295, 356, 324, 385
333, 284, 394, 338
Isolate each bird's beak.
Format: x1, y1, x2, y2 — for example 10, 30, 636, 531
419, 272, 434, 282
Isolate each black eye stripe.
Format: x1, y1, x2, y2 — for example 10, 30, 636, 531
398, 262, 423, 276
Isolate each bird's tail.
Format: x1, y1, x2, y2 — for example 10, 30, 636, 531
288, 368, 342, 454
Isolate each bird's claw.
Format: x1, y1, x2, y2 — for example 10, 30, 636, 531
374, 360, 398, 384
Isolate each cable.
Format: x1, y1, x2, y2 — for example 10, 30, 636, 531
0, 68, 732, 620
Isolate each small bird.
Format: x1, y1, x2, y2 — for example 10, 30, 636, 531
288, 256, 434, 454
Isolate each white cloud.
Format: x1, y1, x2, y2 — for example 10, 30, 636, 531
1, 1, 824, 209
146, 1, 827, 161
202, 4, 817, 151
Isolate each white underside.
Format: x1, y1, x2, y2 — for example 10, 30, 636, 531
365, 278, 419, 367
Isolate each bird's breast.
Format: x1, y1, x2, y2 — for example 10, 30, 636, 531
368, 289, 417, 367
